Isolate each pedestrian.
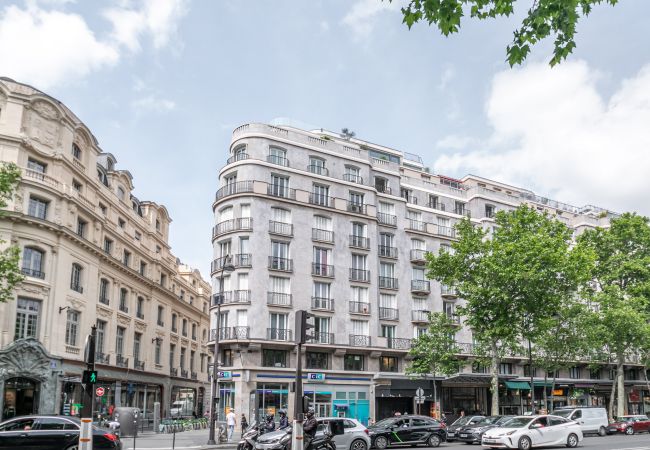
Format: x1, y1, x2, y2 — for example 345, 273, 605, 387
241, 413, 248, 433
226, 408, 237, 442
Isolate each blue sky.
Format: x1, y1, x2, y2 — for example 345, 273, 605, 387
2, 0, 649, 278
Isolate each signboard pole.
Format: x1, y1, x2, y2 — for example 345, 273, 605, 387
81, 325, 97, 420
79, 417, 93, 450
292, 342, 304, 450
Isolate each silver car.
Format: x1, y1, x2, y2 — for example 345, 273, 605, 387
317, 417, 370, 450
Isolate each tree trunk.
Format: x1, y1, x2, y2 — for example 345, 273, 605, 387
616, 353, 625, 417
550, 374, 557, 413
644, 366, 650, 402
432, 372, 438, 419
608, 375, 616, 420
490, 342, 500, 416
543, 373, 548, 413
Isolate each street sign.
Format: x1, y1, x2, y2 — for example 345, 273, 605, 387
218, 370, 232, 379
415, 396, 425, 404
307, 373, 326, 382
82, 370, 98, 384
96, 387, 105, 397
415, 387, 425, 397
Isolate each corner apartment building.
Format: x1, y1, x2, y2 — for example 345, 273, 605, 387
211, 122, 650, 424
0, 78, 211, 422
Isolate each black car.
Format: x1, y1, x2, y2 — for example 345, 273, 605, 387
368, 415, 446, 448
445, 415, 485, 441
456, 415, 514, 444
0, 415, 121, 450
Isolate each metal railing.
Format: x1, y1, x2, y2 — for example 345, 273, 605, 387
375, 185, 392, 194
309, 193, 333, 207
349, 334, 371, 347
343, 173, 363, 184
312, 263, 334, 277
227, 153, 249, 164
209, 326, 250, 340
377, 212, 397, 226
215, 181, 254, 200
267, 185, 296, 199
309, 332, 335, 344
267, 328, 292, 341
307, 165, 329, 176
378, 276, 398, 289
269, 220, 293, 236
21, 268, 45, 279
387, 337, 412, 349
268, 256, 293, 272
406, 219, 427, 232
412, 310, 430, 322
378, 245, 397, 258
379, 307, 399, 320
312, 228, 334, 243
267, 292, 292, 306
70, 283, 83, 293
347, 202, 367, 214
349, 235, 370, 249
212, 291, 232, 306
410, 249, 427, 263
349, 268, 370, 282
311, 297, 334, 311
170, 368, 178, 376
411, 279, 431, 294
116, 355, 129, 368
95, 352, 110, 364
213, 218, 253, 237
441, 285, 458, 297
349, 301, 371, 314
211, 253, 252, 273
436, 225, 456, 238
267, 154, 290, 167
134, 359, 145, 371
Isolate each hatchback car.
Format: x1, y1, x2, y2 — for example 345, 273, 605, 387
446, 415, 485, 441
0, 415, 122, 450
456, 415, 514, 444
606, 415, 650, 435
481, 415, 582, 449
368, 415, 446, 448
317, 418, 370, 450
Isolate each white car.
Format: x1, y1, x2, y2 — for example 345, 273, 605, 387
317, 417, 370, 450
481, 415, 583, 449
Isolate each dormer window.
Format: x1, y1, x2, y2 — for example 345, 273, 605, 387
72, 143, 81, 160
117, 187, 125, 200
155, 219, 161, 232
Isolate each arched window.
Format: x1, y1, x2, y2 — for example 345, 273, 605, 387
70, 263, 83, 293
268, 146, 288, 166
117, 186, 125, 200
99, 278, 110, 305
172, 313, 178, 332
182, 318, 188, 336
22, 247, 44, 279
72, 143, 82, 160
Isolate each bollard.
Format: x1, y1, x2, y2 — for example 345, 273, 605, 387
153, 402, 161, 434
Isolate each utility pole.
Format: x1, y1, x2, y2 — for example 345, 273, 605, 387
81, 325, 97, 418
293, 311, 314, 450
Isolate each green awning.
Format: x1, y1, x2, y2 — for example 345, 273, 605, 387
533, 381, 554, 387
505, 381, 531, 390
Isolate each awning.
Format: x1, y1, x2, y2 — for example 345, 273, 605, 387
505, 381, 531, 390
533, 381, 554, 388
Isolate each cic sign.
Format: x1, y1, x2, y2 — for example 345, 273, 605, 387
307, 373, 326, 382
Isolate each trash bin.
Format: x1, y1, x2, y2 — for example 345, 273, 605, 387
114, 407, 140, 437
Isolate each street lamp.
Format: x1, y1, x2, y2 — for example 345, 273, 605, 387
207, 254, 235, 445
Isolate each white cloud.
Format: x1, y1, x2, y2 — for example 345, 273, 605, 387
436, 135, 479, 150
131, 95, 176, 112
341, 0, 402, 40
438, 64, 456, 90
434, 60, 650, 214
0, 3, 119, 89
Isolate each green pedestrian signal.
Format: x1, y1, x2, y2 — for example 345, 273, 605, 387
90, 372, 96, 383
82, 370, 98, 384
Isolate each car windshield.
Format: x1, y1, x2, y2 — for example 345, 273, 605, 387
496, 417, 514, 425
452, 417, 471, 426
552, 410, 573, 418
500, 417, 532, 428
373, 418, 397, 428
616, 416, 635, 422
475, 417, 500, 426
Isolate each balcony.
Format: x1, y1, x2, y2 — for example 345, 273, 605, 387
267, 292, 292, 307
441, 285, 459, 297
307, 165, 329, 176
134, 359, 145, 371
454, 206, 471, 218
116, 355, 129, 368
349, 235, 370, 249
435, 225, 456, 238
387, 337, 412, 350
267, 328, 292, 341
210, 326, 250, 341
211, 253, 252, 273
95, 352, 110, 364
268, 256, 293, 272
343, 173, 363, 184
312, 263, 334, 278
309, 332, 335, 344
347, 202, 367, 214
311, 297, 334, 311
227, 152, 249, 164
229, 290, 251, 304
349, 301, 371, 315
215, 181, 254, 200
309, 193, 333, 208
375, 184, 392, 195
378, 245, 397, 258
213, 218, 253, 238
267, 154, 290, 167
349, 334, 371, 347
410, 249, 427, 264
269, 220, 293, 236
377, 212, 397, 227
349, 268, 370, 282
267, 185, 296, 199
119, 304, 129, 313
212, 291, 232, 306
412, 310, 430, 323
99, 296, 109, 306
447, 314, 461, 325
411, 280, 431, 295
378, 276, 398, 290
70, 283, 83, 294
456, 342, 476, 355
181, 369, 189, 378
379, 307, 399, 320
170, 368, 178, 377
427, 201, 445, 212
406, 219, 427, 232
312, 228, 334, 243
21, 268, 45, 279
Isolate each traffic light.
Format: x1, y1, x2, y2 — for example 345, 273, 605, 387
82, 370, 98, 384
295, 310, 315, 344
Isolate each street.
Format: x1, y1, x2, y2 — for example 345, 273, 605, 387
124, 431, 650, 450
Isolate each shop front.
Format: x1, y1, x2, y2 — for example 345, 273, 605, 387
252, 382, 289, 422
307, 383, 370, 425
376, 378, 439, 420
441, 375, 490, 417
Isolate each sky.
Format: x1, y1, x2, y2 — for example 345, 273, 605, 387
1, 0, 649, 278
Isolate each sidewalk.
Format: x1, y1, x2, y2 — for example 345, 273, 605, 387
121, 428, 240, 450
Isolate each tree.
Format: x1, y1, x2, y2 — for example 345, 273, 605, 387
406, 312, 461, 418
0, 162, 23, 303
427, 205, 593, 414
389, 0, 620, 66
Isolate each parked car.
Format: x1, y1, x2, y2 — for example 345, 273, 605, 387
606, 415, 650, 435
317, 418, 371, 450
446, 415, 485, 441
456, 415, 514, 444
552, 407, 608, 436
368, 415, 446, 448
481, 415, 582, 449
0, 415, 122, 450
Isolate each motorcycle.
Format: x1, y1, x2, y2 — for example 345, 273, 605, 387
238, 422, 261, 450
254, 425, 336, 450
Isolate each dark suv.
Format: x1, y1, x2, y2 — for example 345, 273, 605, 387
456, 415, 514, 444
0, 415, 121, 450
445, 415, 485, 441
368, 415, 446, 448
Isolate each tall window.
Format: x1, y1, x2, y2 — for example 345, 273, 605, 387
381, 324, 395, 338
268, 146, 288, 166
380, 356, 398, 372
311, 184, 330, 206
133, 332, 142, 362
28, 197, 48, 219
182, 318, 188, 337
157, 306, 164, 326
154, 338, 162, 365
351, 319, 369, 336
348, 192, 364, 212
269, 174, 290, 197
72, 143, 82, 159
70, 263, 83, 292
96, 320, 106, 354
309, 157, 326, 175
192, 323, 197, 340
170, 344, 176, 368
14, 298, 40, 340
269, 313, 288, 331
103, 237, 113, 254
22, 247, 44, 278
344, 354, 364, 371
76, 218, 87, 237
99, 278, 110, 304
123, 250, 131, 267
27, 158, 47, 174
119, 288, 128, 312
344, 166, 361, 183
351, 254, 367, 270
65, 310, 79, 346
136, 297, 144, 319
172, 313, 178, 332
350, 286, 368, 304
116, 326, 125, 356
272, 207, 291, 224
180, 347, 186, 370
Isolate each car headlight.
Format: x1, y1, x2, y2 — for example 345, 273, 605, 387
280, 435, 291, 444
505, 430, 517, 435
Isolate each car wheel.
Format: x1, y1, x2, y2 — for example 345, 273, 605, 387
598, 426, 607, 437
517, 436, 532, 450
351, 439, 368, 450
375, 436, 389, 449
65, 446, 79, 450
427, 434, 441, 447
625, 426, 634, 435
566, 433, 579, 448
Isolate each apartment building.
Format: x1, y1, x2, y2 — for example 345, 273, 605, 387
0, 78, 211, 421
211, 122, 649, 423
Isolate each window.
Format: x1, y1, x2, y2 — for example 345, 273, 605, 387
119, 288, 128, 312
169, 344, 176, 368
221, 349, 232, 367
523, 365, 537, 377
263, 349, 287, 367
28, 196, 48, 219
99, 278, 110, 304
139, 261, 147, 276
309, 157, 327, 175
154, 338, 162, 365
123, 250, 131, 267
21, 247, 44, 278
348, 192, 364, 210
99, 203, 107, 215
117, 186, 125, 200
96, 320, 106, 354
375, 177, 390, 193
381, 324, 396, 338
269, 174, 290, 197
160, 273, 167, 287
182, 318, 188, 337
311, 184, 330, 206
472, 361, 488, 374
103, 237, 113, 254
306, 352, 328, 369
27, 158, 47, 174
136, 297, 144, 319
70, 263, 83, 293
180, 347, 186, 370
569, 367, 581, 379
443, 301, 455, 319
156, 245, 161, 254
344, 166, 362, 183
192, 323, 197, 340
380, 356, 398, 372
134, 332, 142, 361
116, 326, 125, 355
499, 363, 513, 375
268, 146, 288, 166
14, 298, 40, 340
72, 143, 82, 159
171, 313, 178, 332
72, 179, 82, 192
118, 218, 125, 228
134, 231, 141, 241
155, 219, 161, 231
351, 319, 369, 336
485, 204, 496, 218
76, 218, 87, 237
344, 354, 364, 371
157, 306, 164, 326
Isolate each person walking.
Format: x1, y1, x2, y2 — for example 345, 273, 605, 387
241, 413, 249, 433
226, 408, 237, 442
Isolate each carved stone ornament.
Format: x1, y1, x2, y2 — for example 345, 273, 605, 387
67, 297, 86, 310
190, 342, 198, 350
134, 321, 147, 332
0, 338, 57, 382
31, 100, 60, 121
170, 335, 179, 344
13, 186, 23, 213
96, 305, 113, 318
117, 314, 131, 325
23, 100, 61, 148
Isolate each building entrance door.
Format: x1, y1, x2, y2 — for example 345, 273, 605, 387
3, 377, 39, 420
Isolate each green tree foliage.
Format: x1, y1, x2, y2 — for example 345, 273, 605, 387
427, 205, 593, 414
578, 213, 650, 417
390, 0, 620, 66
0, 162, 23, 303
406, 312, 461, 416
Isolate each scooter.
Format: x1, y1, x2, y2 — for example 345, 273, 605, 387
238, 422, 261, 450
255, 427, 336, 450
